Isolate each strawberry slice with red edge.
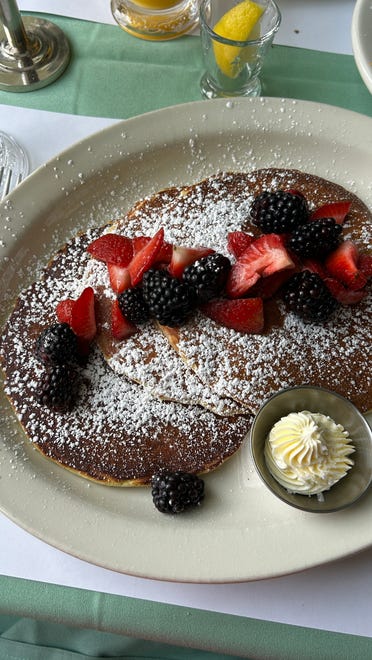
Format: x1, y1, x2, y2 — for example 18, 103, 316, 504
301, 258, 328, 279
201, 298, 264, 334
310, 200, 351, 225
302, 257, 367, 304
325, 240, 367, 291
132, 235, 173, 264
107, 263, 131, 294
70, 286, 97, 342
226, 234, 295, 298
227, 231, 254, 259
56, 299, 75, 325
168, 245, 215, 278
128, 228, 165, 286
111, 299, 137, 340
358, 253, 372, 278
87, 234, 133, 266
249, 268, 296, 299
323, 277, 366, 305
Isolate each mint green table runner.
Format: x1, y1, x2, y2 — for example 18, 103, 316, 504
0, 15, 371, 119
1, 12, 372, 660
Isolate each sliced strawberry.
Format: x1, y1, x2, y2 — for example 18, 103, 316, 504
111, 299, 137, 340
358, 253, 372, 278
310, 200, 351, 225
87, 234, 133, 266
132, 235, 173, 264
301, 258, 328, 279
56, 298, 75, 325
107, 263, 131, 294
71, 287, 97, 342
168, 245, 214, 278
132, 236, 150, 254
226, 234, 295, 298
128, 228, 165, 286
202, 298, 264, 334
323, 277, 366, 305
227, 231, 254, 259
325, 241, 367, 291
250, 268, 296, 299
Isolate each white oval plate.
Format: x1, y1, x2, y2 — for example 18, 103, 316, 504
352, 0, 372, 94
1, 97, 372, 583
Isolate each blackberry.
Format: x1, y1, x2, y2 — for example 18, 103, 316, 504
287, 218, 342, 259
283, 271, 338, 322
35, 323, 79, 365
182, 253, 231, 303
151, 471, 204, 514
36, 363, 78, 412
250, 190, 308, 233
117, 287, 150, 324
142, 269, 196, 327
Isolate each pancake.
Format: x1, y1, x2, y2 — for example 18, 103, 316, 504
95, 168, 371, 414
84, 253, 248, 416
0, 229, 251, 485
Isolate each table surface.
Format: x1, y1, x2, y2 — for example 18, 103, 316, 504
1, 2, 372, 658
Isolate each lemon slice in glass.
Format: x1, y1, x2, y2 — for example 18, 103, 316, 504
213, 0, 264, 78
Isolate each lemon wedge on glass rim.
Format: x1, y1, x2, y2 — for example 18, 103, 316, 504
213, 0, 264, 78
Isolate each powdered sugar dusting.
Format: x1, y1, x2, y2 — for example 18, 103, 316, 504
0, 225, 250, 484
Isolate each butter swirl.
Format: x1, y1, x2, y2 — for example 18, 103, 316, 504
264, 411, 355, 495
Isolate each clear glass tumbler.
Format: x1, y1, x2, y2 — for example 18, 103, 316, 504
111, 0, 200, 41
199, 0, 281, 99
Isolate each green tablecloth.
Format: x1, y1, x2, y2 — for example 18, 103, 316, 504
1, 12, 372, 660
0, 14, 371, 119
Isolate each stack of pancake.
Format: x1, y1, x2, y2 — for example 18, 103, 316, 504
1, 168, 370, 485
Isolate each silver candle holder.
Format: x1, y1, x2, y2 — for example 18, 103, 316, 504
0, 0, 70, 91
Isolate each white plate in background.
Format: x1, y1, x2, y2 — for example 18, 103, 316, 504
352, 0, 372, 93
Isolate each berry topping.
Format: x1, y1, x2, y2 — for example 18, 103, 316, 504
226, 234, 295, 298
182, 253, 231, 303
132, 236, 173, 264
283, 271, 338, 322
310, 200, 351, 225
70, 287, 97, 342
117, 287, 150, 325
87, 233, 133, 266
151, 471, 204, 514
56, 299, 75, 326
128, 227, 165, 286
202, 297, 264, 333
287, 218, 342, 259
325, 241, 367, 291
111, 299, 137, 340
227, 231, 254, 259
107, 263, 131, 294
35, 323, 79, 365
323, 277, 366, 305
142, 269, 196, 327
36, 363, 78, 412
168, 245, 214, 279
357, 253, 372, 278
250, 190, 308, 233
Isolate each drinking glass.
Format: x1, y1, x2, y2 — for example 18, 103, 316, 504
199, 0, 281, 99
111, 0, 200, 41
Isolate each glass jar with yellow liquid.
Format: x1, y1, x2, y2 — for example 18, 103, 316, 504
111, 0, 200, 41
